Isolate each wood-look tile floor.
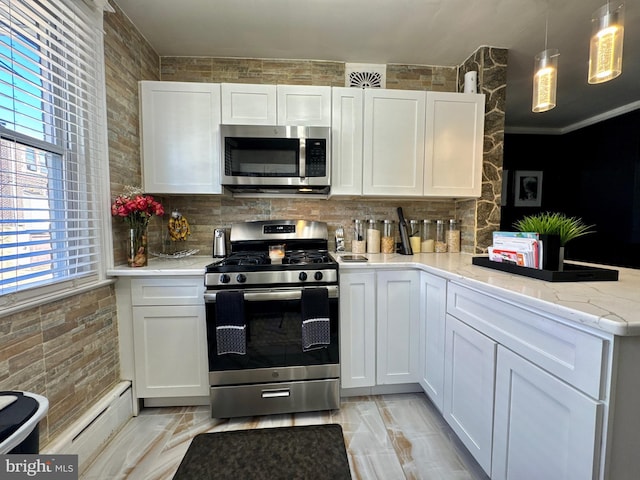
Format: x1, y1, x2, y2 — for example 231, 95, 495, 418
80, 393, 489, 480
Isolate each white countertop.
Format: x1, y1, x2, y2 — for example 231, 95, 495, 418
107, 253, 640, 336
107, 256, 215, 276
336, 252, 640, 337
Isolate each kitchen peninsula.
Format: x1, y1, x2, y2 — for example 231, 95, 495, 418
109, 254, 640, 479
109, 253, 640, 335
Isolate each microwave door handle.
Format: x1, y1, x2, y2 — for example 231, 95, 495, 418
299, 138, 306, 178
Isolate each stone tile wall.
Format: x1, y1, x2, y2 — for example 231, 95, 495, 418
0, 287, 119, 446
459, 47, 508, 253
152, 53, 506, 255
0, 4, 158, 448
0, 2, 506, 451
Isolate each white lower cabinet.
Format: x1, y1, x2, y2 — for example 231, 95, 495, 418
339, 271, 376, 388
376, 270, 420, 384
492, 346, 601, 480
444, 314, 496, 475
418, 271, 447, 412
130, 277, 209, 399
339, 269, 420, 389
133, 305, 208, 398
444, 282, 606, 480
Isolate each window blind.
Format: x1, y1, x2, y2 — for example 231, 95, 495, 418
0, 0, 107, 301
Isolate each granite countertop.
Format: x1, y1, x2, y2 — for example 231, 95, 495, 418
107, 253, 640, 336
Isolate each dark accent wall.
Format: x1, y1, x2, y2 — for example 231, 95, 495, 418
501, 109, 640, 268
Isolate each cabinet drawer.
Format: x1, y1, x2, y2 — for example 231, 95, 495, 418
447, 283, 605, 399
131, 277, 204, 306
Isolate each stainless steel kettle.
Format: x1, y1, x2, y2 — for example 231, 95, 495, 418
213, 228, 227, 257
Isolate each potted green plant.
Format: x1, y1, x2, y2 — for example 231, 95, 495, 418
513, 212, 595, 270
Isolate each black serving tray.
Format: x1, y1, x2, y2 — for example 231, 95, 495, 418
472, 256, 619, 282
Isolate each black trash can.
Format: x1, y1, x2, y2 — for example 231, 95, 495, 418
0, 391, 49, 454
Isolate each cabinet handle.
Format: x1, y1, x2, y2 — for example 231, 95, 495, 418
261, 389, 290, 399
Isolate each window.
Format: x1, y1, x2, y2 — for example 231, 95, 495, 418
0, 1, 109, 303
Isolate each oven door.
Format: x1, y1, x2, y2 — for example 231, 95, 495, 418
204, 286, 339, 384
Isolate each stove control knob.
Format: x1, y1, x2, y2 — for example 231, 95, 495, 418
298, 272, 308, 281
236, 274, 247, 284
314, 271, 323, 281
220, 274, 230, 284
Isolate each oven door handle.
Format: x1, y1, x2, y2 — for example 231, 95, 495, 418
204, 285, 338, 303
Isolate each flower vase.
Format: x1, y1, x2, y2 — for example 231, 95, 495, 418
127, 226, 148, 267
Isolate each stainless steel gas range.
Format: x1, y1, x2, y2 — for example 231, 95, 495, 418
203, 220, 340, 418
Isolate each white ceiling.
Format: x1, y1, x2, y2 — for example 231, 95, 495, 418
112, 0, 640, 134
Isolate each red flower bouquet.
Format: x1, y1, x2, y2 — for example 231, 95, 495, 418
111, 191, 165, 227
112, 187, 164, 266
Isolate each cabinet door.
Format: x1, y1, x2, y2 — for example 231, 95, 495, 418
276, 85, 332, 126
424, 92, 484, 197
220, 83, 277, 125
131, 277, 204, 306
419, 271, 447, 413
339, 271, 376, 388
330, 87, 364, 196
492, 347, 601, 480
444, 314, 496, 475
363, 89, 426, 196
133, 305, 209, 398
376, 270, 420, 384
139, 81, 222, 194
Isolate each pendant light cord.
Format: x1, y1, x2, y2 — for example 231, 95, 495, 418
544, 15, 548, 51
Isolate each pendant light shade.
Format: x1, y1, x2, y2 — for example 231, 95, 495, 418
588, 2, 624, 84
532, 48, 559, 113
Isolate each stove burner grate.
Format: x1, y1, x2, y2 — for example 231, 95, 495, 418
215, 252, 270, 266
283, 250, 331, 264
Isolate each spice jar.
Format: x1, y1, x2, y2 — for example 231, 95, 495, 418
381, 220, 395, 254
447, 219, 461, 253
421, 220, 435, 252
435, 220, 447, 253
409, 220, 421, 253
366, 219, 381, 254
352, 219, 366, 253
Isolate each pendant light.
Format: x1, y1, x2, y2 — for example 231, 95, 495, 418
532, 18, 559, 113
588, 2, 624, 84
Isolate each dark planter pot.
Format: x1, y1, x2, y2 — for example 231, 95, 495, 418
540, 234, 562, 271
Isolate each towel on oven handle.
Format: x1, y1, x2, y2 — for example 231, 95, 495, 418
301, 287, 330, 352
215, 291, 246, 355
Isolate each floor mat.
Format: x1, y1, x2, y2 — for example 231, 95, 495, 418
172, 423, 352, 480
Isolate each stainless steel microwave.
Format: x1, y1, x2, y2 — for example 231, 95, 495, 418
220, 125, 331, 195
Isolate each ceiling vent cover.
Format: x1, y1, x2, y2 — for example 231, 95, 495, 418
345, 63, 386, 88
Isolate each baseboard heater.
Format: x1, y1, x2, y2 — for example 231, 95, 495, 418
41, 381, 133, 474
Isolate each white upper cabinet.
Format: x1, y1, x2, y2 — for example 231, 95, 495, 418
363, 89, 426, 196
276, 85, 332, 126
221, 83, 277, 125
139, 81, 222, 194
331, 87, 485, 198
221, 83, 331, 126
424, 92, 485, 197
330, 87, 364, 196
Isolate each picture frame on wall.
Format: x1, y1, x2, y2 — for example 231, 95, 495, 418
514, 170, 543, 207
